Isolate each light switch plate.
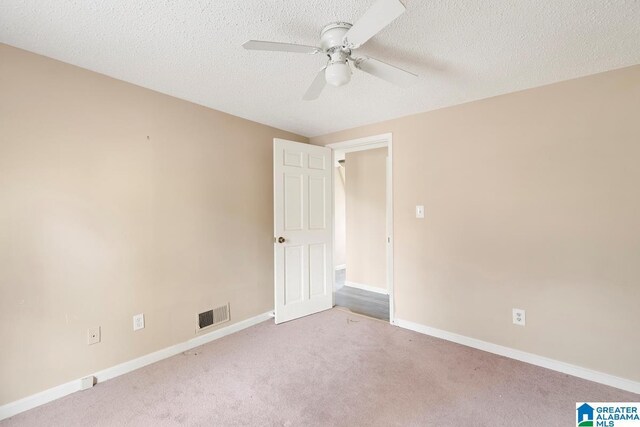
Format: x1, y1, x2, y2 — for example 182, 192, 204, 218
416, 205, 425, 219
87, 326, 101, 345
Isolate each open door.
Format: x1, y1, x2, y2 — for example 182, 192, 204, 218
274, 138, 333, 324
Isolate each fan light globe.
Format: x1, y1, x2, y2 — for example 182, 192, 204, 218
325, 62, 351, 87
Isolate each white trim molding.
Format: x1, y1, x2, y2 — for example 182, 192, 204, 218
394, 318, 640, 395
344, 281, 389, 295
0, 311, 273, 421
327, 133, 392, 152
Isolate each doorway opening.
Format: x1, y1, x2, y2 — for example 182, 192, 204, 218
329, 134, 393, 323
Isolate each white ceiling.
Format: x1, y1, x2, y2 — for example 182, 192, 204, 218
1, 1, 639, 137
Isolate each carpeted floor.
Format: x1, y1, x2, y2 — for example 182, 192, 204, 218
2, 308, 638, 426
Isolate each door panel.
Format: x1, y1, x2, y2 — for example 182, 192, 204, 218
308, 154, 326, 170
284, 174, 304, 230
309, 243, 327, 297
308, 176, 326, 230
284, 245, 304, 304
274, 139, 333, 323
284, 150, 303, 167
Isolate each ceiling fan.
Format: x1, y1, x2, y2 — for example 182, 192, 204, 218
242, 0, 418, 100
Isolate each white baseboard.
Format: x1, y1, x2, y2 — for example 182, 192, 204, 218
335, 264, 346, 271
394, 318, 640, 395
0, 311, 273, 421
344, 281, 389, 295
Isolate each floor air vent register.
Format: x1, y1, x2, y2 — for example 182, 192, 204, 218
198, 303, 230, 331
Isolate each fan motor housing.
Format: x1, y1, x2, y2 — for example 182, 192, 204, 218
320, 22, 352, 51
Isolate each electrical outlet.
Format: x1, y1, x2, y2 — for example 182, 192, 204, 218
87, 326, 101, 345
513, 308, 526, 326
416, 205, 425, 219
133, 313, 144, 331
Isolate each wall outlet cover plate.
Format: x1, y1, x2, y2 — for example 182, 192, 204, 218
512, 308, 526, 326
133, 313, 145, 331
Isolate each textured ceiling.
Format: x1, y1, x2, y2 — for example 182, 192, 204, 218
1, 0, 639, 137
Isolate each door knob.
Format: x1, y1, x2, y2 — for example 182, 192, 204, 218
277, 237, 285, 243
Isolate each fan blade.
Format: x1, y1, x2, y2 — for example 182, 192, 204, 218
354, 56, 417, 87
303, 67, 327, 101
342, 0, 406, 48
242, 40, 321, 54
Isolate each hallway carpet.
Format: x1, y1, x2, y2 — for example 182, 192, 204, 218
3, 309, 638, 426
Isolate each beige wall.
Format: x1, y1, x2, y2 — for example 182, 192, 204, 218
345, 148, 387, 290
311, 65, 640, 382
0, 44, 307, 404
334, 166, 346, 267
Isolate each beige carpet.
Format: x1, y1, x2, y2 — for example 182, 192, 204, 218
2, 308, 638, 426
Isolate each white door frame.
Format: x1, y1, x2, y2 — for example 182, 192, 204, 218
327, 133, 395, 324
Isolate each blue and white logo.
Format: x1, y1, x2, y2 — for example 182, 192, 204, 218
578, 403, 595, 426
577, 402, 640, 427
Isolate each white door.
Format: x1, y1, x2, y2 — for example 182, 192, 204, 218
274, 138, 333, 324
